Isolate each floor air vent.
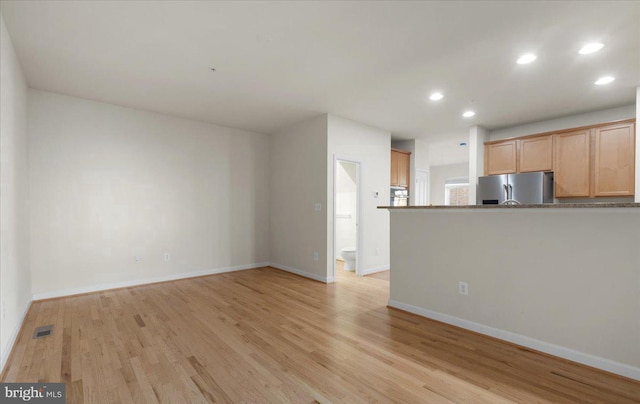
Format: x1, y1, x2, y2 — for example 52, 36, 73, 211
33, 324, 54, 339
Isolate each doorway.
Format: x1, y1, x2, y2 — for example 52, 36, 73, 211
333, 158, 361, 280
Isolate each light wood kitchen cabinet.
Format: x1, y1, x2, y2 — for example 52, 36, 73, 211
485, 136, 553, 175
593, 122, 635, 197
484, 140, 517, 175
391, 150, 399, 185
484, 119, 635, 199
554, 129, 591, 198
391, 149, 411, 188
518, 135, 553, 173
397, 152, 410, 187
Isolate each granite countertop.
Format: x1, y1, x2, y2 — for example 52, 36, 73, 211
379, 203, 640, 209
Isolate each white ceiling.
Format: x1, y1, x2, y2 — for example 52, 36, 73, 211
429, 139, 471, 167
1, 1, 638, 142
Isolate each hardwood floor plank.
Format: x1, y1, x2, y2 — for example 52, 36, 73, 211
187, 356, 235, 403
68, 379, 84, 404
2, 266, 639, 403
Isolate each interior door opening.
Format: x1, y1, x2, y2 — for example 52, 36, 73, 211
333, 158, 361, 280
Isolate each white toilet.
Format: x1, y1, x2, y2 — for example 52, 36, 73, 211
341, 247, 356, 271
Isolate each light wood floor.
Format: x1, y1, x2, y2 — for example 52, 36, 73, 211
2, 267, 639, 403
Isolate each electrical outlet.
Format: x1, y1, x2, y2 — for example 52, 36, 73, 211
313, 252, 319, 261
314, 203, 321, 212
458, 281, 469, 295
134, 256, 141, 263
164, 253, 171, 261
1, 303, 6, 320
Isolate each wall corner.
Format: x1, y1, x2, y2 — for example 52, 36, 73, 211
468, 126, 489, 205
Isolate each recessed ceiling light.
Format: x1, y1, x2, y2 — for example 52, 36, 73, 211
429, 92, 444, 101
517, 54, 537, 64
594, 76, 615, 85
462, 111, 475, 118
579, 43, 604, 55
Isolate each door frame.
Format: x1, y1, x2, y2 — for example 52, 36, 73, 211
332, 156, 362, 280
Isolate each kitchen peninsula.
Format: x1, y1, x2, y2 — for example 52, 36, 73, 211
382, 203, 640, 381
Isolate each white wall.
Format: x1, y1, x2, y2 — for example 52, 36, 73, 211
328, 115, 390, 276
28, 90, 270, 297
413, 139, 430, 171
429, 163, 469, 205
468, 126, 489, 205
270, 115, 328, 281
389, 208, 640, 380
335, 161, 357, 258
489, 104, 635, 141
0, 14, 31, 370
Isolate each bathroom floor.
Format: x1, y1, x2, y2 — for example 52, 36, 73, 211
335, 260, 390, 282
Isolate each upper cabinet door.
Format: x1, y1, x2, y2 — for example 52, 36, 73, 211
391, 149, 411, 188
397, 152, 410, 187
485, 140, 517, 175
554, 130, 591, 198
593, 123, 635, 197
390, 150, 399, 186
518, 135, 553, 173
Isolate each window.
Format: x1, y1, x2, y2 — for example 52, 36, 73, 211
444, 177, 469, 206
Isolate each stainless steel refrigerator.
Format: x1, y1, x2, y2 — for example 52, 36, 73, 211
478, 172, 554, 205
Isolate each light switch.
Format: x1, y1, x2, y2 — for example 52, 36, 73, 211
314, 203, 321, 211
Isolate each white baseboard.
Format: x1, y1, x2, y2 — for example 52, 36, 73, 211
269, 263, 329, 283
1, 300, 32, 373
361, 265, 390, 276
32, 262, 270, 301
388, 299, 640, 381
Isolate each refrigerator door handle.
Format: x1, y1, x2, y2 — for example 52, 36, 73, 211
503, 184, 509, 200
505, 184, 521, 205
502, 183, 521, 205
